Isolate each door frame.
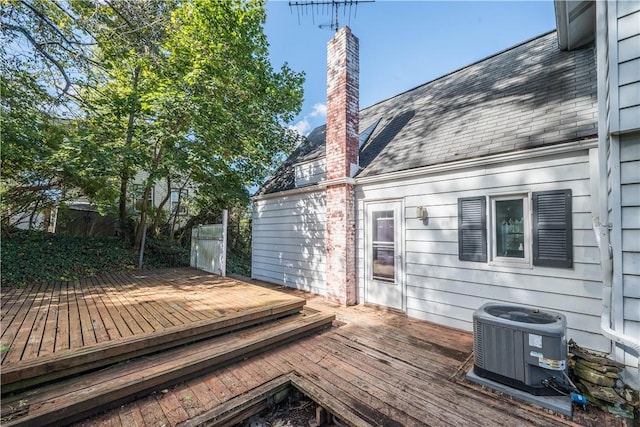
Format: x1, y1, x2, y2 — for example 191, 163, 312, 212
363, 199, 405, 312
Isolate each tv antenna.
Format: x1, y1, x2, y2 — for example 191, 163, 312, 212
288, 1, 374, 32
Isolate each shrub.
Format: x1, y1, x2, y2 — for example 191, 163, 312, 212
1, 230, 190, 287
142, 237, 190, 268
1, 230, 133, 286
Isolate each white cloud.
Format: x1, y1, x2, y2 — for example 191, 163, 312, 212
289, 118, 311, 136
288, 102, 325, 137
309, 103, 327, 118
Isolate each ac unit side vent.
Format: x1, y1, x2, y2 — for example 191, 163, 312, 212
473, 320, 484, 368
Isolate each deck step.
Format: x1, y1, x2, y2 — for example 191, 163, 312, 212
1, 299, 306, 395
0, 308, 335, 427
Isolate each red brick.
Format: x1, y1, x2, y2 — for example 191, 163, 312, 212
325, 27, 359, 306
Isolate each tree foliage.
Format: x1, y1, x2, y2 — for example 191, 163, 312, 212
2, 0, 304, 265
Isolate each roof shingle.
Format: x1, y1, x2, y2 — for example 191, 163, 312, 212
258, 31, 596, 195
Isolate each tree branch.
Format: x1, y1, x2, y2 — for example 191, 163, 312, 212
4, 23, 72, 95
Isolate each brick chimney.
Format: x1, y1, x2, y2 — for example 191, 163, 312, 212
325, 27, 359, 306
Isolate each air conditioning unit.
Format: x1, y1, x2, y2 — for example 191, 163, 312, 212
473, 303, 568, 396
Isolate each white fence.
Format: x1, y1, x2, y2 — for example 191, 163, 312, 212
190, 210, 227, 276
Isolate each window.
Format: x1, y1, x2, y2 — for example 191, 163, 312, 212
458, 190, 572, 268
372, 210, 395, 281
171, 188, 188, 215
131, 185, 152, 213
491, 195, 530, 265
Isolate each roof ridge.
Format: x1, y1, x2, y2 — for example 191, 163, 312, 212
359, 29, 557, 113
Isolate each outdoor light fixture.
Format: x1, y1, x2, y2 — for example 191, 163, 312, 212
416, 206, 428, 221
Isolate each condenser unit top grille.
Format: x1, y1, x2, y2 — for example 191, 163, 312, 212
484, 305, 560, 324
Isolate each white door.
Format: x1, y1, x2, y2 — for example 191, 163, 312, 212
365, 201, 403, 310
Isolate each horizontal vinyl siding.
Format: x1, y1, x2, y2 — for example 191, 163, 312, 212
356, 149, 608, 351
620, 134, 640, 380
615, 3, 640, 131
295, 159, 326, 187
252, 190, 326, 295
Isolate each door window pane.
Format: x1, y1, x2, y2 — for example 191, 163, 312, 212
372, 210, 394, 281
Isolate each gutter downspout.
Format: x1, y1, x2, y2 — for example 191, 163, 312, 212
594, 0, 640, 359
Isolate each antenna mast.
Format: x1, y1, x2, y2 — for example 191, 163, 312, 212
288, 0, 373, 32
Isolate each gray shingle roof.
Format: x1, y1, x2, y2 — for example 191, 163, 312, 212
258, 31, 596, 195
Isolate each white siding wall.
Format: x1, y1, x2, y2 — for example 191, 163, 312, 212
356, 149, 608, 351
252, 190, 327, 295
295, 159, 326, 187
611, 1, 640, 132
620, 133, 640, 381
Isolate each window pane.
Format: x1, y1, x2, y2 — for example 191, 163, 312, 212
373, 246, 394, 280
373, 211, 394, 242
495, 199, 524, 258
372, 210, 394, 281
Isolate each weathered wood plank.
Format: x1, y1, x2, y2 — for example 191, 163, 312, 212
2, 281, 49, 364
38, 281, 62, 357
289, 374, 374, 427
117, 404, 145, 427
112, 272, 180, 329
106, 272, 162, 331
85, 276, 123, 341
269, 349, 407, 427
54, 281, 70, 353
186, 379, 221, 411
1, 300, 305, 392
74, 280, 109, 346
1, 282, 37, 323
119, 274, 198, 325
305, 335, 494, 426
20, 281, 56, 361
121, 272, 210, 323
0, 311, 332, 426
67, 280, 85, 349
174, 384, 206, 419
156, 391, 190, 426
212, 368, 248, 403
90, 275, 135, 338
1, 281, 45, 364
292, 342, 427, 427
138, 396, 170, 427
177, 375, 292, 427
202, 375, 235, 404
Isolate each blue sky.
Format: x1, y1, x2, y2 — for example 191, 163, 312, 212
264, 0, 557, 135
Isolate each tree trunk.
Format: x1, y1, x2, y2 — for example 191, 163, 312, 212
133, 142, 164, 252
117, 65, 141, 236
118, 172, 129, 233
133, 184, 151, 253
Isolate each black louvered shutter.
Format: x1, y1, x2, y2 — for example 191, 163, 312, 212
533, 190, 573, 268
458, 197, 487, 262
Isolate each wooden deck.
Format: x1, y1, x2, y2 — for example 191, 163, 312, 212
0, 269, 310, 395
1, 269, 626, 426
1, 269, 303, 366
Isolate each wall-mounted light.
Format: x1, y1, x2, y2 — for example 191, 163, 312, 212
416, 206, 428, 221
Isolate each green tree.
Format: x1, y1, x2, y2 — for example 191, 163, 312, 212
2, 0, 303, 268
80, 0, 304, 254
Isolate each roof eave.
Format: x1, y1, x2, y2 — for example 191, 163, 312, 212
554, 0, 596, 51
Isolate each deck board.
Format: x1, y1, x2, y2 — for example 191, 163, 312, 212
54, 281, 70, 353
2, 269, 627, 427
1, 269, 305, 369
